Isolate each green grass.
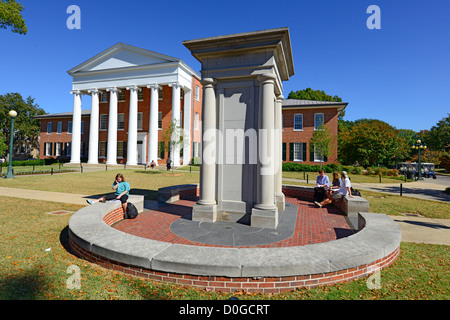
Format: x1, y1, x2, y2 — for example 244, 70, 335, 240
0, 196, 448, 300
0, 169, 448, 300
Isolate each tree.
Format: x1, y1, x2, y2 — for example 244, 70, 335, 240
288, 88, 343, 103
0, 93, 46, 157
423, 114, 450, 152
160, 119, 183, 173
309, 124, 333, 169
339, 119, 410, 167
0, 0, 27, 34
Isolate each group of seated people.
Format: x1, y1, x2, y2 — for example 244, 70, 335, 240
313, 170, 353, 208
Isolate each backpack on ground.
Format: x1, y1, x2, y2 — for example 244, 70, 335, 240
126, 202, 138, 219
351, 187, 361, 197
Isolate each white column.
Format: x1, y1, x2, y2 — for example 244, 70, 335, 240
275, 94, 285, 211
147, 84, 159, 166
87, 89, 99, 164
252, 74, 278, 229
126, 85, 138, 166
169, 83, 181, 167
197, 78, 217, 206
255, 74, 277, 210
106, 87, 118, 165
183, 88, 192, 165
70, 90, 82, 164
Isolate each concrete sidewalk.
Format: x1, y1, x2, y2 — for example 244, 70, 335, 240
1, 185, 448, 246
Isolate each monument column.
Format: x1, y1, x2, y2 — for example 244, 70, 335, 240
126, 85, 138, 166
106, 87, 119, 165
251, 74, 278, 228
70, 90, 82, 164
169, 83, 181, 167
192, 78, 217, 221
87, 89, 99, 164
147, 84, 160, 166
275, 94, 285, 211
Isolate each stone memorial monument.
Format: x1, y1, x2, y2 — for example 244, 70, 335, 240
183, 28, 295, 229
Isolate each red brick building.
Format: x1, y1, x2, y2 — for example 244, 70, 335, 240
281, 99, 347, 164
35, 44, 346, 166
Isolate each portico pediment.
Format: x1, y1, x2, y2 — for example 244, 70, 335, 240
68, 43, 181, 75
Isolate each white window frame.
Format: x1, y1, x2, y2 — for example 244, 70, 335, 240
55, 142, 62, 156
293, 114, 303, 131
158, 111, 162, 130
137, 112, 143, 130
293, 142, 304, 162
45, 142, 51, 156
118, 113, 125, 130
68, 121, 72, 134
314, 113, 324, 130
57, 122, 62, 134
47, 122, 52, 135
195, 112, 200, 131
195, 85, 200, 101
100, 114, 108, 131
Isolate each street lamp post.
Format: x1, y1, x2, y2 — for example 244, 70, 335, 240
411, 139, 427, 181
5, 110, 17, 179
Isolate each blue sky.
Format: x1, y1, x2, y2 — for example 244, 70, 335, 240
1, 0, 448, 132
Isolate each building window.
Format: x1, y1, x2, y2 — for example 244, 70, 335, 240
66, 142, 71, 156
57, 122, 62, 134
118, 114, 125, 130
47, 122, 52, 134
99, 141, 106, 158
314, 113, 324, 130
194, 142, 200, 157
68, 121, 72, 134
158, 111, 162, 129
158, 141, 165, 159
100, 114, 107, 130
118, 91, 125, 101
158, 87, 163, 100
195, 112, 200, 130
101, 92, 108, 102
294, 114, 303, 131
117, 141, 126, 158
138, 112, 143, 130
290, 142, 307, 162
138, 89, 144, 101
55, 142, 62, 156
45, 142, 52, 156
81, 121, 84, 134
195, 85, 200, 101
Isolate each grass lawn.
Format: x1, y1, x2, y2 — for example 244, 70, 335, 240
0, 170, 448, 300
0, 196, 448, 300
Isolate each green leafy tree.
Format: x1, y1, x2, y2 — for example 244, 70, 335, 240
339, 119, 409, 166
288, 88, 343, 103
0, 93, 46, 157
423, 114, 450, 152
0, 0, 27, 34
160, 119, 183, 173
309, 124, 333, 169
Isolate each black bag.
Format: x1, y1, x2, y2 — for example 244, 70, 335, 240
351, 187, 361, 197
126, 202, 139, 219
314, 187, 327, 202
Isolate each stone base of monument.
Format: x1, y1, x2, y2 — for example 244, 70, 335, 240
251, 206, 279, 229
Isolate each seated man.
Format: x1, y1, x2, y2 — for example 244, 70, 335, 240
315, 171, 353, 208
314, 169, 329, 203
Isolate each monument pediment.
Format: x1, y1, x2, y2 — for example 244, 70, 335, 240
68, 43, 181, 75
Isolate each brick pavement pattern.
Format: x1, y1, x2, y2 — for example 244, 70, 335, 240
113, 196, 354, 248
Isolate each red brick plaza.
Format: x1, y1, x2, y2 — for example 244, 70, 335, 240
113, 196, 354, 248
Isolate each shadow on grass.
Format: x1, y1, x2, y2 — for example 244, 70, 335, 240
0, 271, 46, 300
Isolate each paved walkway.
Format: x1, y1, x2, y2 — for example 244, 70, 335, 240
0, 182, 448, 246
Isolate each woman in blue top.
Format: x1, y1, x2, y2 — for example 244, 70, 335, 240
87, 173, 130, 213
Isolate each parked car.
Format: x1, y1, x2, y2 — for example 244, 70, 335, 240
399, 162, 436, 179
